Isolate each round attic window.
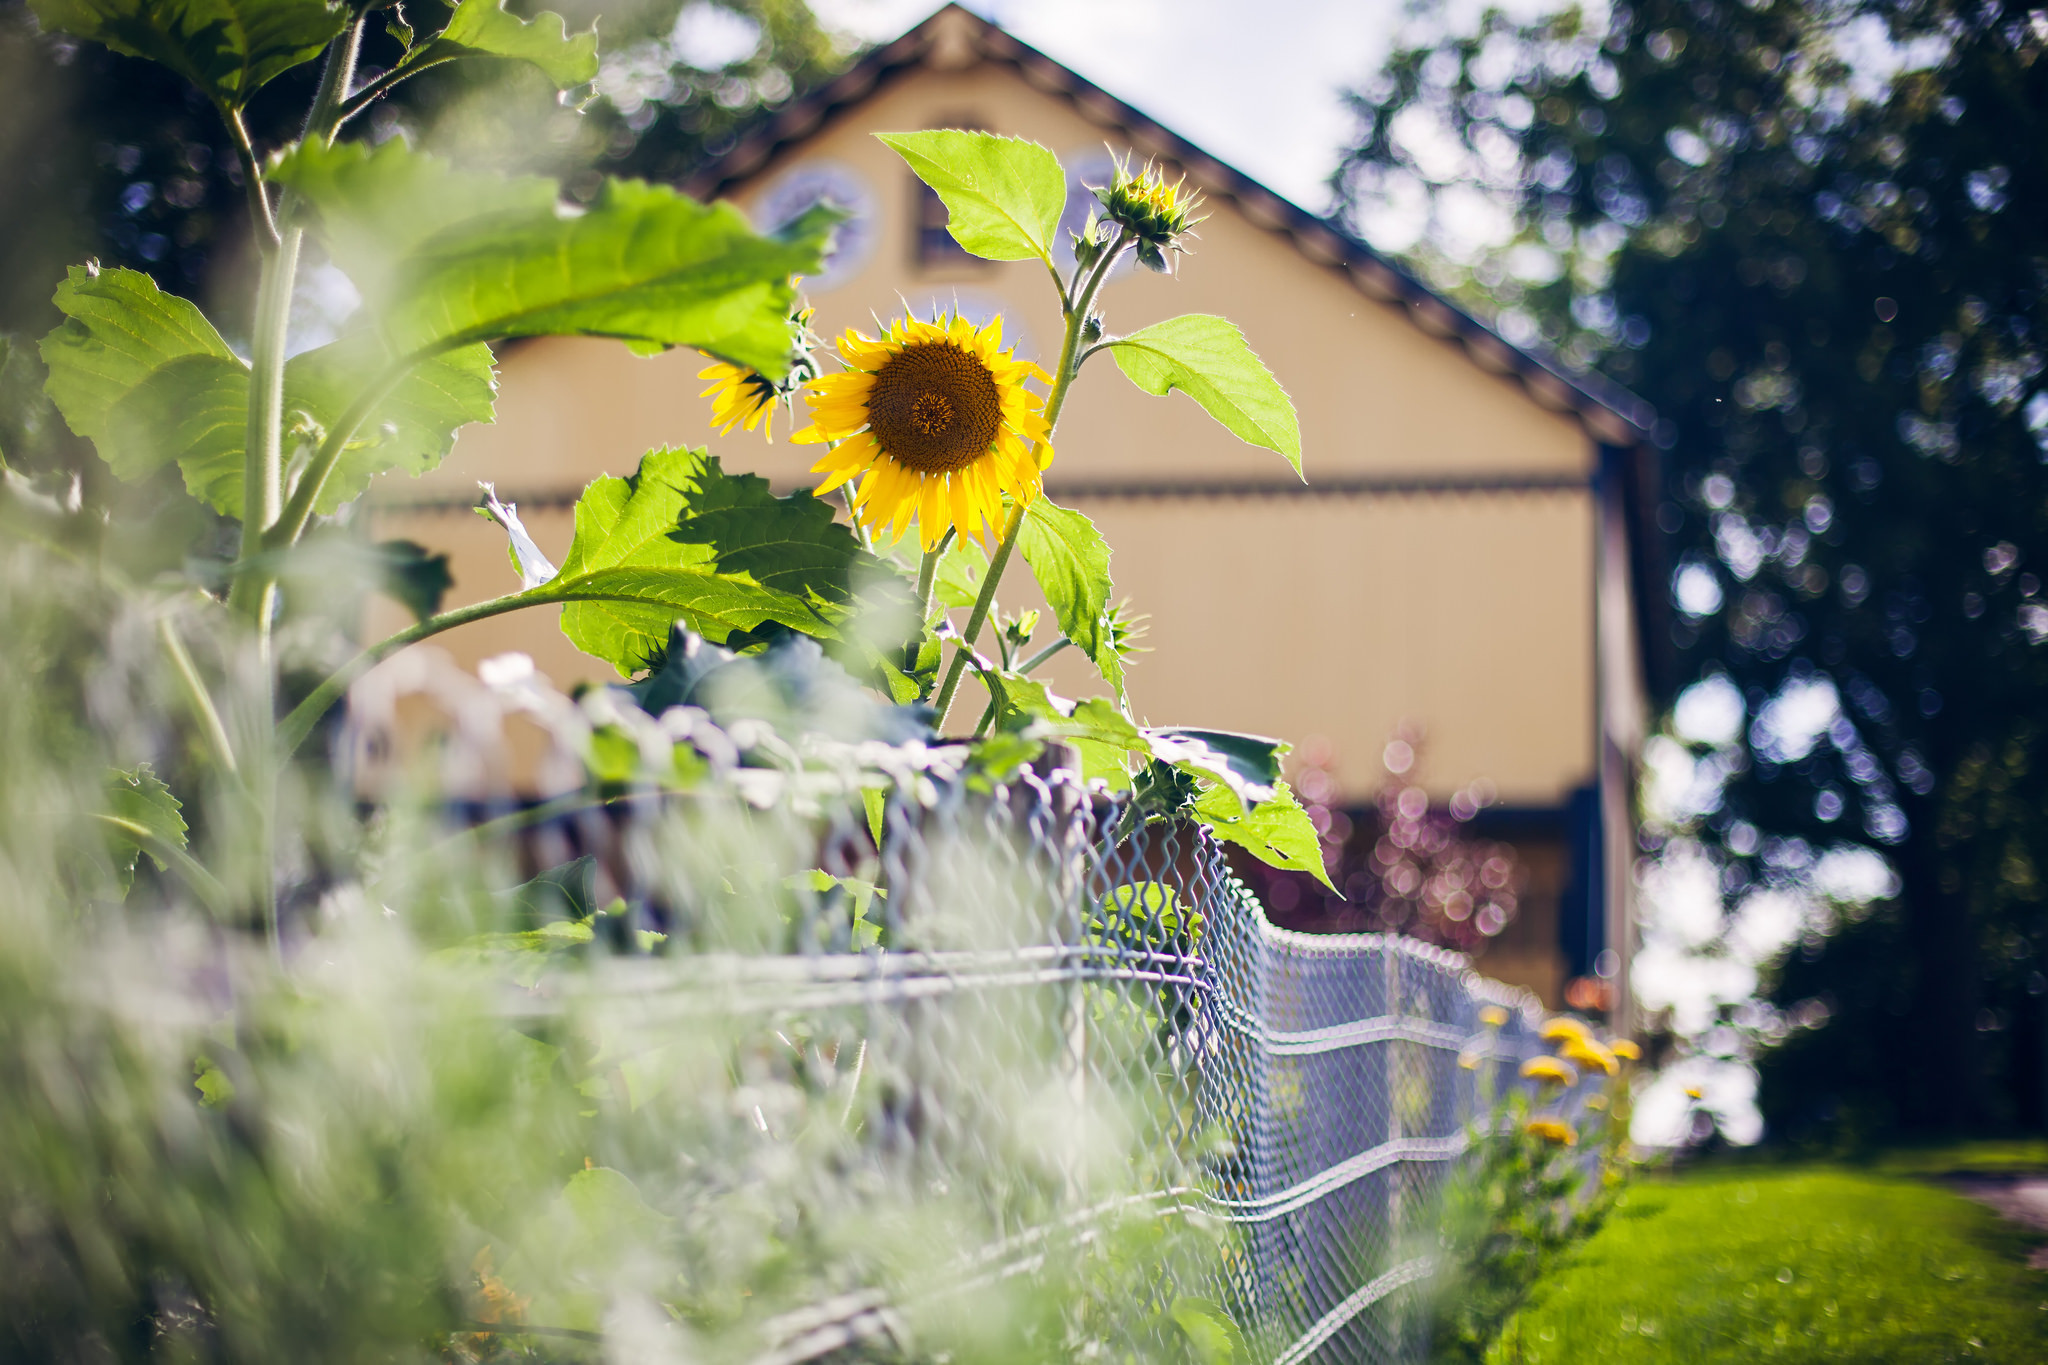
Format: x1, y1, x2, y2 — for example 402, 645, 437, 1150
754, 161, 877, 293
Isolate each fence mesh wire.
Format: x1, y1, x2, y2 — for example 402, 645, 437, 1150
528, 752, 1543, 1364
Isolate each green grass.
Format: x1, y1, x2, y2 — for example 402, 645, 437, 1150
1487, 1168, 2048, 1364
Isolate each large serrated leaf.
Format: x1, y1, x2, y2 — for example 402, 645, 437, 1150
877, 130, 1065, 264
667, 463, 880, 607
90, 331, 494, 517
399, 0, 596, 88
1191, 779, 1334, 890
1148, 728, 1283, 807
40, 265, 238, 447
284, 335, 497, 513
30, 0, 343, 108
270, 140, 830, 375
1017, 496, 1123, 696
103, 763, 188, 894
1108, 315, 1302, 472
550, 447, 903, 675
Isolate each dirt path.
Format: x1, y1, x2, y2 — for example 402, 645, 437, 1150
1947, 1175, 2048, 1268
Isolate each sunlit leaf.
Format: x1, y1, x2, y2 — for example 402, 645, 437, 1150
552, 447, 894, 674
1108, 315, 1302, 472
284, 334, 497, 513
933, 534, 989, 610
1017, 496, 1123, 696
398, 0, 596, 89
29, 0, 343, 108
91, 329, 495, 517
1171, 1295, 1248, 1364
103, 763, 188, 894
270, 139, 830, 375
1149, 727, 1283, 807
40, 265, 238, 455
877, 130, 1066, 264
1190, 778, 1334, 890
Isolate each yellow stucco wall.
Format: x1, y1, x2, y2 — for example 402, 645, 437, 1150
368, 55, 1603, 808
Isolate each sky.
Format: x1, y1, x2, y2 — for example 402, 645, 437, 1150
808, 0, 1421, 212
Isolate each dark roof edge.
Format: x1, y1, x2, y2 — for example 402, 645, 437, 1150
681, 3, 1657, 447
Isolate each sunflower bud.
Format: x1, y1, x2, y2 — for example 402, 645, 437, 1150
1091, 155, 1204, 273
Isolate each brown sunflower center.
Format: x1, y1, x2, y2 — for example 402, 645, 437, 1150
866, 340, 1003, 472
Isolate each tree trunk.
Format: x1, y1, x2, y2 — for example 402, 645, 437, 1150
1893, 824, 1984, 1133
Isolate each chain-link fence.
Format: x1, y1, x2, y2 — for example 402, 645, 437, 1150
519, 750, 1544, 1364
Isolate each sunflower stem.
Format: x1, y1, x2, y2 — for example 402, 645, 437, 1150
929, 232, 1130, 730
908, 530, 954, 675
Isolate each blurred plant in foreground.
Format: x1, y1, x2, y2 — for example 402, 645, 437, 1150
0, 0, 1328, 1354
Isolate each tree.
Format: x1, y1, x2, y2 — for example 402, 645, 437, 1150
1339, 0, 2048, 1134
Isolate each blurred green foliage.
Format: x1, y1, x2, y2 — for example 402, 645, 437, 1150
1343, 0, 2048, 1137
0, 0, 848, 349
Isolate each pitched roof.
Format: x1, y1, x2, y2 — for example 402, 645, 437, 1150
681, 3, 1658, 449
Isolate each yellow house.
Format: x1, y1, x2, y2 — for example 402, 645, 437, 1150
364, 5, 1663, 1012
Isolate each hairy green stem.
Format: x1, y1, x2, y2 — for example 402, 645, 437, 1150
226, 11, 366, 634
1016, 637, 1070, 675
281, 582, 765, 758
336, 57, 453, 126
928, 233, 1129, 728
159, 617, 238, 775
267, 359, 412, 550
277, 588, 544, 757
224, 107, 280, 248
905, 529, 955, 673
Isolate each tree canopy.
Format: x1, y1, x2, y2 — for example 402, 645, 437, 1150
1341, 0, 2048, 1136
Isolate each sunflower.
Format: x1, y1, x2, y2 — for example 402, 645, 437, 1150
699, 358, 781, 440
793, 314, 1052, 551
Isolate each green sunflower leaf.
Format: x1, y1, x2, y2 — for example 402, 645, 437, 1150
40, 265, 238, 450
1149, 727, 1284, 807
103, 763, 188, 895
89, 334, 495, 518
977, 673, 1139, 792
397, 0, 596, 89
29, 0, 343, 109
270, 139, 830, 376
1190, 778, 1334, 891
1017, 495, 1123, 697
933, 534, 990, 610
877, 130, 1066, 265
1106, 314, 1302, 473
282, 334, 498, 514
551, 447, 905, 675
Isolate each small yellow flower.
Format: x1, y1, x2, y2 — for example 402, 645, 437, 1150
1560, 1036, 1620, 1077
795, 313, 1052, 550
1538, 1016, 1593, 1046
1611, 1039, 1642, 1062
1458, 1051, 1482, 1070
1684, 1085, 1705, 1101
1524, 1117, 1578, 1146
698, 358, 782, 440
1479, 1005, 1509, 1029
1521, 1055, 1576, 1086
